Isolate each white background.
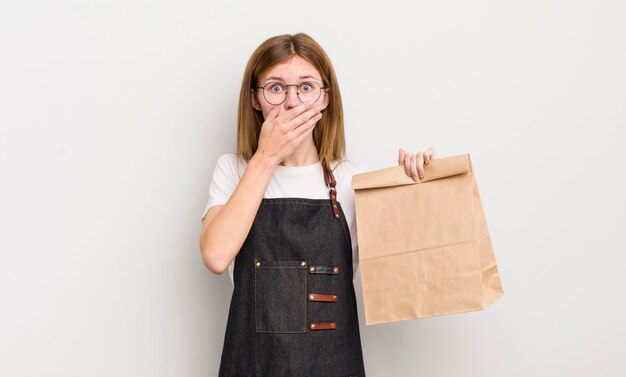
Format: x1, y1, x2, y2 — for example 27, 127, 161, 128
1, 0, 625, 376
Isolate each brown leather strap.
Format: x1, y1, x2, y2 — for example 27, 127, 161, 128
322, 157, 341, 220
308, 293, 339, 303
309, 321, 336, 331
308, 265, 340, 275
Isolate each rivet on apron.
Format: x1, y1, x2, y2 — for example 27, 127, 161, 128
255, 262, 261, 267
309, 266, 316, 273
300, 261, 306, 267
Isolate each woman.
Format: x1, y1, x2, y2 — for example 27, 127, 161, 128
200, 33, 435, 376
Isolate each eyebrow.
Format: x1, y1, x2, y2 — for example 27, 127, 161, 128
264, 75, 319, 82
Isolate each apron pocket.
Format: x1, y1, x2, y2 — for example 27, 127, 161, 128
253, 259, 308, 333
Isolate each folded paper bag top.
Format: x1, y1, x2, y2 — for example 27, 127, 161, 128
351, 153, 470, 190
351, 153, 504, 325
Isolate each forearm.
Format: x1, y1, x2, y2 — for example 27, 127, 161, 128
200, 152, 277, 273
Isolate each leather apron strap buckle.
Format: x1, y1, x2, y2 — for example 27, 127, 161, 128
322, 158, 341, 220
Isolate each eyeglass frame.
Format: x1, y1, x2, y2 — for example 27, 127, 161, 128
254, 80, 327, 106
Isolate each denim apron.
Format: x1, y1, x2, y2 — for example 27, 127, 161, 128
218, 160, 366, 377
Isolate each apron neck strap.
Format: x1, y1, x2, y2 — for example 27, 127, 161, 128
322, 158, 341, 220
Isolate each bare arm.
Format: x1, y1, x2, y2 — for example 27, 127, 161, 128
199, 152, 277, 274
199, 102, 322, 274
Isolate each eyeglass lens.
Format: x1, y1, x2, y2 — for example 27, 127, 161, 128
262, 82, 322, 105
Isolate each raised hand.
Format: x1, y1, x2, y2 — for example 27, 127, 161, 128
398, 147, 436, 182
255, 102, 322, 166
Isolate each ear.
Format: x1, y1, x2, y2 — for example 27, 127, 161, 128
251, 89, 262, 111
319, 88, 330, 111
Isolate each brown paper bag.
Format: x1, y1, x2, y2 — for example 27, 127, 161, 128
351, 153, 504, 325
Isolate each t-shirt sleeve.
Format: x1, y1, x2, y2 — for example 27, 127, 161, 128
200, 153, 243, 223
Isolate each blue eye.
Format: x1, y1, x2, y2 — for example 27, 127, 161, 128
299, 82, 315, 92
270, 84, 285, 93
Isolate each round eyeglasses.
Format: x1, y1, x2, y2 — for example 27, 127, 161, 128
256, 81, 326, 105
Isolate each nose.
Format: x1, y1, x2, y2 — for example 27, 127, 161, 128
284, 85, 300, 110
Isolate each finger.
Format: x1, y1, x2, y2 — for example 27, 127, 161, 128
410, 154, 420, 182
398, 148, 406, 165
404, 153, 411, 177
265, 105, 281, 123
286, 105, 321, 131
292, 112, 322, 144
424, 147, 436, 164
416, 151, 425, 178
292, 111, 322, 137
281, 102, 317, 123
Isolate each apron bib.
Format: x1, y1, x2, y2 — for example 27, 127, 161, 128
218, 161, 366, 377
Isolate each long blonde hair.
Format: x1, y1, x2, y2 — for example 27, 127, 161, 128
236, 33, 346, 170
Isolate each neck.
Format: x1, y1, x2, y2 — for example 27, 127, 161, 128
279, 136, 319, 167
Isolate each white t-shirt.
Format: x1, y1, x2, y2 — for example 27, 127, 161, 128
200, 153, 369, 284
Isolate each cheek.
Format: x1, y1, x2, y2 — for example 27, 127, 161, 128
257, 98, 274, 119
260, 104, 272, 119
